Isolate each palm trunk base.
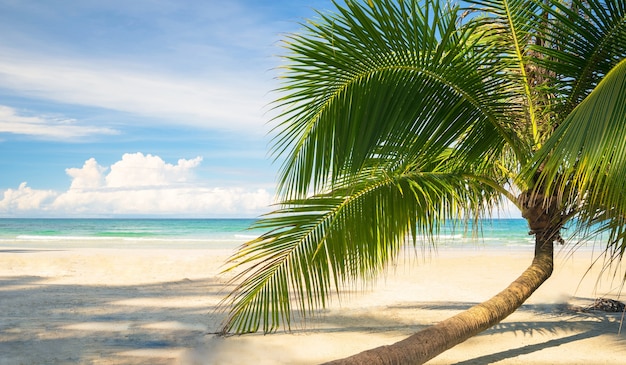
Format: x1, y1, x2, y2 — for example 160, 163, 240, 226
323, 235, 554, 365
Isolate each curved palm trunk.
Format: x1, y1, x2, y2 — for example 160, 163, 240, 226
324, 202, 558, 365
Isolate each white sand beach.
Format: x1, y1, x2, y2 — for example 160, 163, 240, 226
1, 246, 625, 364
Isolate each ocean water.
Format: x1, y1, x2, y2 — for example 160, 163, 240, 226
0, 218, 262, 249
0, 218, 599, 250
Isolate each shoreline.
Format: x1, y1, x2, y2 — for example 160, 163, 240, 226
1, 245, 625, 364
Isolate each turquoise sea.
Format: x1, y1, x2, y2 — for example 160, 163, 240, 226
0, 218, 598, 250
0, 219, 262, 249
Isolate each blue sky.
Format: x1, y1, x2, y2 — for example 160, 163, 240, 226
0, 0, 337, 218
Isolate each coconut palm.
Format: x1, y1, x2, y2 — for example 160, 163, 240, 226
220, 0, 626, 363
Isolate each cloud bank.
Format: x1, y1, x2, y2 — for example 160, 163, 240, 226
0, 153, 273, 217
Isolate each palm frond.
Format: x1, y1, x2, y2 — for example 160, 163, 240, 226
532, 58, 626, 255
529, 0, 626, 119
271, 0, 522, 199
466, 0, 544, 146
220, 167, 502, 334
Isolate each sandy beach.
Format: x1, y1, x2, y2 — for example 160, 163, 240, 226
1, 245, 625, 364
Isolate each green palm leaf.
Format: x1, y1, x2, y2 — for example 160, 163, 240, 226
220, 0, 626, 360
272, 0, 522, 199
533, 58, 626, 256
220, 166, 501, 334
221, 0, 530, 336
466, 0, 545, 146
530, 0, 626, 118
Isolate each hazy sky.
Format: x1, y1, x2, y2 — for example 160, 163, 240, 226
0, 0, 336, 217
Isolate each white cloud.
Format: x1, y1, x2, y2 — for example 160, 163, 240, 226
0, 56, 266, 130
0, 182, 58, 212
0, 0, 288, 134
0, 105, 118, 139
104, 153, 202, 188
0, 153, 273, 217
0, 48, 271, 133
66, 158, 107, 189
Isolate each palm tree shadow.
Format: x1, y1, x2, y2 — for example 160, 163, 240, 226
450, 331, 603, 365
446, 306, 626, 364
0, 275, 231, 364
303, 300, 626, 364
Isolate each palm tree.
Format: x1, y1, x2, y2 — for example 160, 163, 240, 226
220, 0, 626, 363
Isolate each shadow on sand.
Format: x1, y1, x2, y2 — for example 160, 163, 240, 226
0, 275, 229, 365
294, 300, 626, 364
2, 275, 625, 364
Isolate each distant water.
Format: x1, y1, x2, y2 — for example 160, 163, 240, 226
0, 218, 262, 249
0, 218, 599, 250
